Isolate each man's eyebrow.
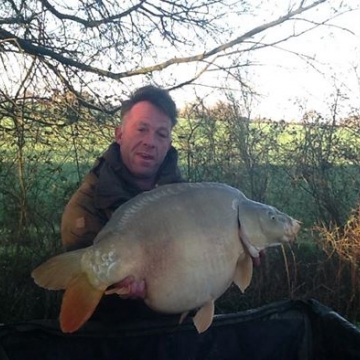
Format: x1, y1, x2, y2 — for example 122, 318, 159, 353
133, 120, 170, 132
157, 126, 171, 134
132, 121, 148, 127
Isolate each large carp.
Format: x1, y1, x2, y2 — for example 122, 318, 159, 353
32, 182, 300, 334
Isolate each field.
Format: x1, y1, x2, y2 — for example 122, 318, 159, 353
0, 107, 359, 325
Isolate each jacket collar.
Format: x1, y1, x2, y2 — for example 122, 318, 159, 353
94, 142, 182, 210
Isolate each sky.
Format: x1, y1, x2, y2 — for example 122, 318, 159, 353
250, 8, 360, 121
2, 0, 359, 123
172, 2, 360, 121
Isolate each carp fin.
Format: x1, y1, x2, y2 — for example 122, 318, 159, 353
32, 249, 85, 290
179, 311, 190, 324
193, 301, 214, 333
233, 255, 253, 293
60, 272, 105, 333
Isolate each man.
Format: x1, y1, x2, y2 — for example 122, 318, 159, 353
61, 85, 183, 322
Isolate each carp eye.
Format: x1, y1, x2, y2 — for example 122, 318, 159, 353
268, 210, 276, 220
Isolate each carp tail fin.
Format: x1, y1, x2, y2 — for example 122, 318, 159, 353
31, 249, 85, 290
60, 272, 105, 333
32, 249, 106, 333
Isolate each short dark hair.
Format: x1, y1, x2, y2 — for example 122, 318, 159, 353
121, 85, 177, 127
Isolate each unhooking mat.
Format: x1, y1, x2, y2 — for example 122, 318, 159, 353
0, 299, 360, 360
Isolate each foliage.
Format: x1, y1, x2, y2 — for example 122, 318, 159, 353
0, 95, 360, 325
0, 0, 356, 116
1, 0, 360, 333
176, 101, 360, 226
312, 207, 360, 320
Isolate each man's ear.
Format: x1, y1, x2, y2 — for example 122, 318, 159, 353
115, 126, 122, 145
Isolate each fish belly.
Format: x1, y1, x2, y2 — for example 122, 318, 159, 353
143, 231, 242, 313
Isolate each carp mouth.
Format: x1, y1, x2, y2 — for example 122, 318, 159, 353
289, 219, 301, 238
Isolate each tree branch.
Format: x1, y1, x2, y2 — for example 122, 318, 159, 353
38, 0, 147, 27
0, 0, 327, 82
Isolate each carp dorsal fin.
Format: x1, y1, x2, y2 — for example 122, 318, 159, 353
193, 300, 214, 333
233, 255, 253, 293
60, 273, 105, 333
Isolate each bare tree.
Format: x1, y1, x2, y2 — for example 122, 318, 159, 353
0, 0, 356, 114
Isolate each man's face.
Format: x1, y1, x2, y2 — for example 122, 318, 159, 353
115, 101, 172, 179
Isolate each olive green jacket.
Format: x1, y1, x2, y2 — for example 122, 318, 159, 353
61, 142, 183, 251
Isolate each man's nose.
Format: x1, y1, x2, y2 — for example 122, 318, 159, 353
143, 131, 156, 147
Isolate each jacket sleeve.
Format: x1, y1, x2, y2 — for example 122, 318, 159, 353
61, 173, 108, 251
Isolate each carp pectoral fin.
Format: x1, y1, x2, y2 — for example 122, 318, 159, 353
233, 255, 253, 293
179, 311, 190, 324
193, 300, 214, 333
60, 273, 105, 333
